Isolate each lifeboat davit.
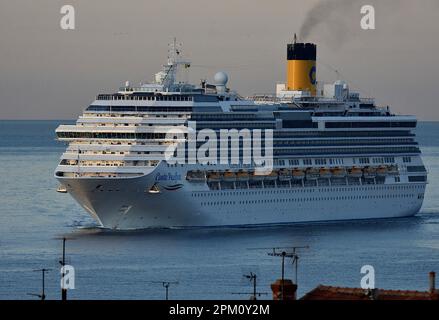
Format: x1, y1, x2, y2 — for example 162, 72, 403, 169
278, 168, 292, 181
348, 167, 363, 178
292, 168, 305, 180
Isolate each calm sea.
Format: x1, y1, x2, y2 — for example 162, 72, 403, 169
0, 120, 438, 300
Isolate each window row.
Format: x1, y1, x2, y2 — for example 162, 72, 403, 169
199, 193, 417, 206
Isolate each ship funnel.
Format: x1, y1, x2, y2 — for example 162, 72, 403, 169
286, 38, 317, 96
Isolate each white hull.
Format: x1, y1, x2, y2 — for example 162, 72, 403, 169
58, 165, 426, 230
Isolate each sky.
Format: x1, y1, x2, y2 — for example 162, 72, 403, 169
0, 0, 438, 120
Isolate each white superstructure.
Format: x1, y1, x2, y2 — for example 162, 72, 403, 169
55, 40, 427, 229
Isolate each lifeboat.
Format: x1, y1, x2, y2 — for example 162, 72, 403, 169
348, 167, 363, 178
186, 170, 206, 182
331, 167, 346, 178
387, 165, 399, 175
305, 168, 319, 180
292, 168, 305, 180
319, 168, 332, 179
363, 167, 377, 179
265, 170, 279, 181
236, 170, 250, 181
278, 168, 292, 181
223, 170, 237, 182
376, 165, 388, 177
250, 171, 265, 181
207, 171, 221, 182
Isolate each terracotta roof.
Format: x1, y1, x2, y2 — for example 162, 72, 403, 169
300, 285, 439, 300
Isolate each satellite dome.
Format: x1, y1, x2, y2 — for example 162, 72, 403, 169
214, 71, 228, 86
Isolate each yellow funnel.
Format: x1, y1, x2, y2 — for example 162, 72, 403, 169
286, 42, 317, 95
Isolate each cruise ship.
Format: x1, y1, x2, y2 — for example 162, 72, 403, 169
55, 38, 428, 229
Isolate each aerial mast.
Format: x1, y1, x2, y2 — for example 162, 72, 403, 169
27, 268, 51, 300
231, 272, 267, 300
160, 37, 190, 90
268, 246, 309, 299
54, 236, 75, 301
151, 281, 179, 300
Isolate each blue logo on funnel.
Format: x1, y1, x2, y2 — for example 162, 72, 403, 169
309, 66, 316, 85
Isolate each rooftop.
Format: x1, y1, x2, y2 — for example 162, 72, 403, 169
300, 285, 439, 300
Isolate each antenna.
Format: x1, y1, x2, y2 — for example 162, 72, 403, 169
151, 281, 179, 300
54, 236, 75, 301
267, 246, 309, 283
267, 246, 309, 300
28, 268, 51, 300
231, 272, 268, 300
319, 59, 373, 97
161, 38, 190, 89
249, 246, 309, 300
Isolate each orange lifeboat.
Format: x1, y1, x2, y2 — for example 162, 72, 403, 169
319, 168, 332, 179
331, 167, 346, 178
278, 168, 292, 181
265, 170, 279, 181
363, 166, 376, 179
348, 167, 363, 178
207, 171, 221, 182
223, 170, 237, 182
292, 168, 305, 180
236, 170, 249, 181
306, 168, 319, 180
376, 165, 388, 177
250, 171, 265, 181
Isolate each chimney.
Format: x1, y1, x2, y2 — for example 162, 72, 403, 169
429, 272, 436, 294
286, 41, 317, 96
271, 279, 297, 300
366, 288, 380, 300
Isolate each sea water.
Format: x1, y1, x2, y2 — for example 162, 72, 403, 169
0, 120, 438, 299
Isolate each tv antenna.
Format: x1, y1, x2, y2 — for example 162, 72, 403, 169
266, 246, 308, 283
151, 281, 179, 300
249, 245, 309, 300
232, 272, 268, 300
268, 246, 309, 299
27, 268, 51, 300
54, 236, 75, 301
